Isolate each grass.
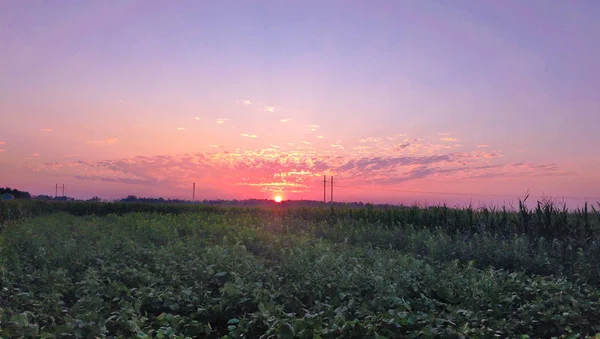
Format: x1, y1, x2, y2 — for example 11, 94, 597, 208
1, 201, 600, 337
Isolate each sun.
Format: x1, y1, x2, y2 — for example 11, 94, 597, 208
274, 195, 282, 203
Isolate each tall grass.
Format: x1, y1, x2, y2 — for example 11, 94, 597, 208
3, 199, 600, 239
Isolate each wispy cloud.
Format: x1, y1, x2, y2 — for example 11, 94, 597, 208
194, 117, 202, 121
477, 144, 490, 148
27, 131, 574, 197
177, 127, 185, 131
75, 175, 157, 185
32, 153, 40, 157
440, 137, 458, 142
0, 149, 5, 153
360, 137, 382, 143
216, 118, 231, 124
394, 143, 411, 151
280, 118, 292, 123
41, 128, 52, 132
0, 141, 5, 145
264, 105, 281, 113
307, 125, 319, 132
85, 137, 119, 145
236, 99, 253, 106
64, 154, 79, 158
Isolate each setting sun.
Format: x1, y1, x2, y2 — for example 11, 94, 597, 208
274, 195, 282, 203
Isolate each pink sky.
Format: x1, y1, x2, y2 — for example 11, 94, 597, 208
1, 1, 599, 206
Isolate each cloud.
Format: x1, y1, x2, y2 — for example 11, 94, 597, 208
75, 175, 157, 185
360, 137, 382, 143
307, 125, 319, 132
177, 127, 185, 131
216, 118, 231, 124
264, 105, 281, 112
302, 141, 312, 145
32, 153, 40, 157
440, 137, 458, 142
83, 125, 89, 129
64, 154, 79, 158
41, 128, 52, 132
194, 117, 202, 120
0, 141, 5, 145
394, 143, 411, 151
477, 144, 490, 148
0, 149, 5, 153
241, 134, 258, 138
316, 136, 324, 139
85, 138, 119, 145
27, 131, 572, 197
236, 99, 253, 106
280, 119, 292, 123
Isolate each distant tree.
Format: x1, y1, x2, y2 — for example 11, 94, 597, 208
0, 187, 31, 199
87, 196, 102, 202
35, 194, 54, 201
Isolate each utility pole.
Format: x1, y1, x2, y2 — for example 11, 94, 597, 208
330, 176, 334, 203
62, 184, 65, 197
55, 184, 58, 198
192, 183, 196, 201
323, 175, 327, 203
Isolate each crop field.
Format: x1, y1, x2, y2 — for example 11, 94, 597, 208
2, 201, 600, 338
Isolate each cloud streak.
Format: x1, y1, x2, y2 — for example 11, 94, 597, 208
85, 138, 119, 145
26, 132, 573, 197
264, 105, 281, 112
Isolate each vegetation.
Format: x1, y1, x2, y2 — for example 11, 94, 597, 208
1, 200, 600, 337
0, 187, 31, 200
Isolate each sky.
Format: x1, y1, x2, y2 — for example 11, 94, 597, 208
1, 0, 599, 206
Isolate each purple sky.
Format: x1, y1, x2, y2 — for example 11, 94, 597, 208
1, 0, 599, 206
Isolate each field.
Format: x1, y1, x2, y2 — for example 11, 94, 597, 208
2, 201, 600, 338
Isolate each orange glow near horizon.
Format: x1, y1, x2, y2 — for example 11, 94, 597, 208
274, 195, 282, 203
